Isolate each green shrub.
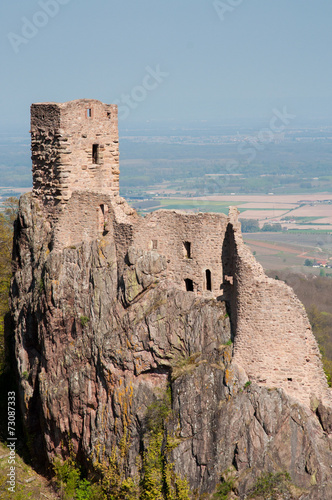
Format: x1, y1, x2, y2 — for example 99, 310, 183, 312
140, 387, 190, 500
53, 456, 81, 499
248, 471, 292, 499
53, 454, 102, 500
213, 478, 235, 499
53, 386, 190, 500
80, 316, 90, 328
38, 278, 45, 293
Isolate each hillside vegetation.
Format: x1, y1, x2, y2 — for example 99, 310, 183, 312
0, 198, 59, 498
0, 198, 17, 373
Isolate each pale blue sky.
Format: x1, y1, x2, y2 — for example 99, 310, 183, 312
1, 0, 332, 131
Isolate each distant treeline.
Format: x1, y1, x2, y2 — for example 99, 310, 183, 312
3, 133, 332, 195
240, 219, 283, 233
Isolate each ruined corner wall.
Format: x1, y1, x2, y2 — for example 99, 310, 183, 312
31, 103, 61, 206
52, 191, 137, 254
131, 210, 228, 294
31, 99, 119, 208
228, 208, 332, 408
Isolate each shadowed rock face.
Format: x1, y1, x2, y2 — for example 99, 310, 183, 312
9, 194, 332, 499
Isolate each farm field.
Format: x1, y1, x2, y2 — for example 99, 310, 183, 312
132, 193, 332, 273
137, 193, 332, 231
243, 231, 332, 272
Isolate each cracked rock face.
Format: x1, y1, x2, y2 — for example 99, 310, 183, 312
9, 194, 332, 498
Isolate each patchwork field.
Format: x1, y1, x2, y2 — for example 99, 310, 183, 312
133, 193, 332, 273
243, 231, 332, 272
138, 193, 332, 231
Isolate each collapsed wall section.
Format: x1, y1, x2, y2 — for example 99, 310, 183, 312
52, 191, 137, 254
228, 208, 332, 408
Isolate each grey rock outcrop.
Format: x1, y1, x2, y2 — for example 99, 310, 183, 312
9, 194, 332, 499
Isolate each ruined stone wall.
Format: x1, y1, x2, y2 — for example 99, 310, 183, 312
31, 103, 61, 206
131, 210, 228, 294
31, 99, 119, 207
228, 208, 332, 408
29, 100, 332, 411
53, 191, 137, 253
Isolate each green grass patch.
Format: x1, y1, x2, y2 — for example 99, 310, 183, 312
0, 442, 57, 499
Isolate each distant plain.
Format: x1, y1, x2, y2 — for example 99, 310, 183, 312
2, 124, 332, 274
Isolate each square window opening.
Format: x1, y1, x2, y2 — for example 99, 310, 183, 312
185, 279, 194, 292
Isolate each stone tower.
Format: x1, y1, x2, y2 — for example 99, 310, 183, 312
31, 99, 119, 207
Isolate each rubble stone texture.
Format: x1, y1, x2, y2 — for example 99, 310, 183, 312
9, 100, 332, 498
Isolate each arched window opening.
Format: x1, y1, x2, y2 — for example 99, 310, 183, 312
206, 269, 212, 291
185, 279, 194, 292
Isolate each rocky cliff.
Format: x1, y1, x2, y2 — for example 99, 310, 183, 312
9, 193, 332, 499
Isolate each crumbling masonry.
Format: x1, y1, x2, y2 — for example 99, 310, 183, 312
29, 99, 332, 408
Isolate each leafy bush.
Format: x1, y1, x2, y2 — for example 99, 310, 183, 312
140, 387, 190, 500
53, 454, 104, 500
80, 316, 90, 328
213, 478, 235, 499
248, 471, 292, 499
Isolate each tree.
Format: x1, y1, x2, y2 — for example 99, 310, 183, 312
261, 223, 282, 232
239, 219, 260, 233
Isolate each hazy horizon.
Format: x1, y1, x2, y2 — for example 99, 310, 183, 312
1, 1, 332, 132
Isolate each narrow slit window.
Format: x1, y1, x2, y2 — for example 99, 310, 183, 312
183, 241, 191, 259
87, 108, 92, 118
152, 240, 158, 250
100, 204, 108, 215
99, 204, 109, 233
92, 144, 99, 164
185, 279, 194, 292
206, 269, 212, 291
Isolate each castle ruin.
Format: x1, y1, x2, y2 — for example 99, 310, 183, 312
30, 99, 332, 409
